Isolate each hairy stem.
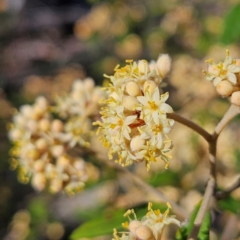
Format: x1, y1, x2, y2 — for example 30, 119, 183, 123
167, 112, 212, 142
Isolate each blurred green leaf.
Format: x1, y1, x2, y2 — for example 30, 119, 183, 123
221, 4, 240, 44
28, 198, 48, 225
148, 170, 180, 187
70, 209, 125, 239
218, 195, 240, 214
176, 200, 211, 240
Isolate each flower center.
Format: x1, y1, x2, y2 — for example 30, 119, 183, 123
148, 101, 158, 110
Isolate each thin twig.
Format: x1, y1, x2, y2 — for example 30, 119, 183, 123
167, 112, 212, 142
188, 104, 240, 239
212, 104, 240, 139
188, 177, 215, 240
216, 177, 240, 200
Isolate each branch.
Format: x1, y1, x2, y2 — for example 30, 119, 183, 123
212, 104, 240, 139
216, 177, 240, 200
167, 112, 212, 142
188, 177, 215, 240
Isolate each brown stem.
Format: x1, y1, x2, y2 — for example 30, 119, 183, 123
167, 112, 212, 142
188, 104, 239, 239
212, 104, 240, 139
188, 177, 215, 240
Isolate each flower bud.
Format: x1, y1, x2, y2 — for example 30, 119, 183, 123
35, 96, 48, 110
136, 225, 153, 240
216, 80, 234, 97
35, 138, 48, 151
8, 129, 23, 141
129, 220, 142, 234
57, 156, 70, 168
143, 80, 157, 94
51, 145, 65, 158
20, 105, 33, 118
156, 54, 171, 77
51, 120, 64, 133
138, 60, 149, 74
123, 96, 139, 111
231, 91, 240, 106
84, 77, 95, 90
31, 173, 46, 191
126, 81, 141, 96
39, 119, 50, 132
130, 135, 145, 152
33, 159, 45, 172
27, 120, 38, 133
50, 179, 63, 193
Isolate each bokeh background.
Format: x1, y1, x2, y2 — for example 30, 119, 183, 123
1, 0, 240, 239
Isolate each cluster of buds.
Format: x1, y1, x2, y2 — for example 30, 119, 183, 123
94, 54, 174, 170
113, 202, 180, 240
8, 78, 103, 194
204, 50, 240, 106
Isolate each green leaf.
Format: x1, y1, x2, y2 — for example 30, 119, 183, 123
148, 170, 180, 187
221, 4, 240, 44
176, 201, 211, 240
218, 195, 240, 214
70, 209, 125, 239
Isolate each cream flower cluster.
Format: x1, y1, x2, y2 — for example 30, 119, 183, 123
113, 202, 180, 240
94, 54, 174, 170
204, 50, 240, 106
8, 78, 103, 194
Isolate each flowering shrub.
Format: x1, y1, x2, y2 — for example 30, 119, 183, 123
7, 50, 240, 240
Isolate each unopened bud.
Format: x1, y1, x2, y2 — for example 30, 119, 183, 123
50, 179, 63, 193
143, 80, 157, 94
35, 138, 48, 151
136, 225, 153, 240
9, 129, 23, 141
39, 119, 50, 132
51, 120, 64, 133
33, 159, 45, 172
129, 220, 142, 234
20, 105, 33, 118
126, 81, 141, 96
57, 156, 70, 167
216, 80, 234, 97
123, 96, 138, 111
27, 120, 38, 133
51, 145, 65, 158
231, 91, 240, 106
84, 78, 95, 90
35, 96, 48, 110
32, 173, 46, 191
130, 135, 145, 152
138, 60, 149, 74
156, 54, 171, 77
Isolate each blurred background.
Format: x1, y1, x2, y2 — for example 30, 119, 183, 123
1, 0, 240, 239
